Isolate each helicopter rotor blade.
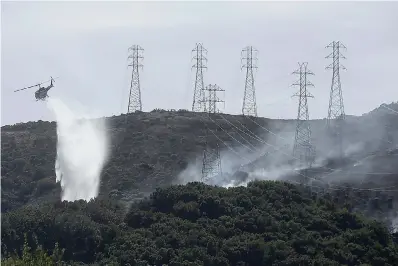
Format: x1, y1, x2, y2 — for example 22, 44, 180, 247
14, 84, 40, 92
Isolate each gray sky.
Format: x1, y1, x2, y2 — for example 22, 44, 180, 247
1, 1, 398, 126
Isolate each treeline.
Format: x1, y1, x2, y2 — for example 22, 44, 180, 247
2, 181, 398, 265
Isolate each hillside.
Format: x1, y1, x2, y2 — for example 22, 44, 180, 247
1, 105, 398, 264
1, 107, 397, 211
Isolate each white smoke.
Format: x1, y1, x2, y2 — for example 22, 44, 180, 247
176, 145, 303, 189
392, 216, 398, 233
47, 97, 109, 202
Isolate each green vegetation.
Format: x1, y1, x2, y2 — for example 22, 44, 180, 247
2, 181, 398, 265
2, 235, 64, 266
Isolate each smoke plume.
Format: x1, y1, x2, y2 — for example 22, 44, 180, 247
47, 98, 109, 202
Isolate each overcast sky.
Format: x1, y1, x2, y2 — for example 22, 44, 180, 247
1, 1, 397, 126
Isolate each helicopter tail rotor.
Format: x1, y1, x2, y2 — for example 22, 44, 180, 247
50, 76, 59, 85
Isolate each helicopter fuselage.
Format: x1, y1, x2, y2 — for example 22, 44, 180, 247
35, 84, 53, 100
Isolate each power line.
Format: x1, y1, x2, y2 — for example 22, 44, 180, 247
326, 41, 347, 159
241, 46, 258, 117
241, 114, 342, 173
290, 179, 398, 193
202, 114, 285, 173
206, 114, 258, 153
206, 111, 398, 197
245, 115, 290, 142
245, 113, 397, 172
233, 117, 266, 143
218, 114, 262, 152
291, 62, 316, 174
191, 43, 208, 112
127, 45, 144, 113
207, 112, 398, 193
201, 118, 250, 162
218, 113, 291, 159
208, 114, 307, 174
216, 114, 293, 158
198, 112, 271, 176
381, 104, 398, 115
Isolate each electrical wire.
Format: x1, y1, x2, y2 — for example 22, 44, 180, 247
244, 114, 396, 173
211, 113, 398, 193
380, 104, 398, 115
216, 114, 262, 152
219, 114, 267, 144
205, 114, 321, 182
197, 115, 251, 164
217, 113, 335, 172
246, 115, 288, 141
205, 115, 258, 154
217, 113, 290, 166
193, 90, 397, 194
289, 180, 398, 193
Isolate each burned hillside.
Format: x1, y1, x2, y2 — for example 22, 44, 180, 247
1, 105, 397, 214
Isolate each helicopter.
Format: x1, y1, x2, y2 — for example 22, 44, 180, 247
14, 76, 59, 101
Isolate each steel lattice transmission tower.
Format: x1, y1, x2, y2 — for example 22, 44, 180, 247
192, 43, 208, 112
292, 62, 316, 170
380, 123, 394, 151
201, 134, 222, 183
241, 46, 258, 117
201, 84, 224, 182
127, 45, 144, 113
326, 41, 347, 158
202, 84, 225, 114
